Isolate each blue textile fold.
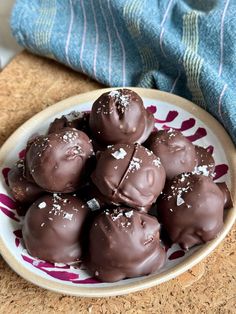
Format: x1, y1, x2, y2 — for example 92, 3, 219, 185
11, 0, 236, 144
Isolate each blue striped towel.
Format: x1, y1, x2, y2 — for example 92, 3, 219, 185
11, 0, 236, 144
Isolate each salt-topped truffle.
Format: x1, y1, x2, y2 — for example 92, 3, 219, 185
87, 207, 166, 282
157, 173, 225, 250
48, 111, 90, 135
22, 194, 89, 263
8, 160, 44, 205
146, 129, 197, 179
89, 89, 154, 145
25, 128, 94, 193
91, 143, 166, 211
194, 146, 215, 177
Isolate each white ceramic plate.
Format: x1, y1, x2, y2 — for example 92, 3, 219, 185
0, 88, 235, 297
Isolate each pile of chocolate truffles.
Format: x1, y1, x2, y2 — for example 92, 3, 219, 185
8, 89, 232, 283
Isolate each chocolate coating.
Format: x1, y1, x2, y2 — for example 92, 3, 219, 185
8, 160, 44, 204
146, 129, 197, 179
48, 111, 90, 135
91, 143, 166, 211
89, 89, 154, 145
88, 208, 166, 282
25, 128, 94, 192
216, 182, 233, 209
23, 194, 89, 263
194, 146, 215, 177
157, 173, 225, 250
76, 182, 108, 212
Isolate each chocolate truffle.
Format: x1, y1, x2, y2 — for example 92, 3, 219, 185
89, 89, 154, 145
91, 143, 166, 211
25, 128, 94, 193
8, 160, 43, 204
23, 194, 89, 263
88, 208, 166, 282
157, 173, 225, 250
146, 129, 197, 179
48, 111, 90, 135
194, 145, 215, 177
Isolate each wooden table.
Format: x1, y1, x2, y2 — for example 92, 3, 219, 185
0, 51, 235, 314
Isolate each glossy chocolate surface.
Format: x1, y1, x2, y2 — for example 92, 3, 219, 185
8, 160, 43, 204
146, 129, 197, 179
157, 173, 225, 250
25, 128, 94, 192
194, 146, 215, 177
48, 111, 90, 135
88, 207, 166, 282
91, 143, 166, 211
89, 89, 154, 145
216, 182, 233, 209
23, 194, 89, 263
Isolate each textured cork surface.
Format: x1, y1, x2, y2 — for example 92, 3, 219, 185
0, 51, 235, 313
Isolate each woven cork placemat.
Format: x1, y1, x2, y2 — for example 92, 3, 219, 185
0, 51, 235, 314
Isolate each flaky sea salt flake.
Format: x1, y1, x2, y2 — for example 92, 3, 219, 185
112, 148, 127, 159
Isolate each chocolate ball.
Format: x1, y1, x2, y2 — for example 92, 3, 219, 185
91, 143, 166, 211
23, 194, 89, 263
194, 146, 215, 177
87, 208, 166, 282
157, 173, 225, 250
89, 89, 154, 145
8, 160, 43, 205
25, 128, 94, 193
48, 111, 90, 135
146, 129, 197, 179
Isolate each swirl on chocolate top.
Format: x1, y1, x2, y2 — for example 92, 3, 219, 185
23, 194, 89, 263
89, 89, 154, 145
88, 207, 166, 282
91, 143, 166, 211
25, 128, 94, 193
146, 129, 197, 179
157, 173, 225, 250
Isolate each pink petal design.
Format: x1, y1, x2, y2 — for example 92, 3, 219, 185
163, 118, 196, 131
21, 255, 71, 269
13, 229, 22, 238
15, 238, 20, 247
155, 111, 178, 123
146, 105, 157, 114
2, 167, 10, 186
168, 250, 185, 260
0, 193, 17, 209
206, 145, 214, 154
18, 149, 26, 159
0, 206, 20, 222
72, 277, 101, 284
214, 164, 228, 180
40, 263, 71, 270
22, 254, 79, 281
186, 128, 207, 142
40, 269, 79, 281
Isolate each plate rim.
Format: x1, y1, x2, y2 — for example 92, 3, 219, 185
0, 87, 235, 297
